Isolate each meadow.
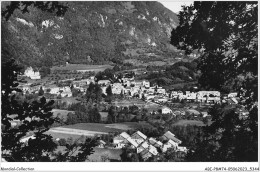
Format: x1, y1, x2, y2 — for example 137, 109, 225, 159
46, 122, 154, 139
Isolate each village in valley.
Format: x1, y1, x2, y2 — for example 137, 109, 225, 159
13, 61, 247, 162
2, 1, 257, 165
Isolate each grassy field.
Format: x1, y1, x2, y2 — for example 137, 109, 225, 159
51, 64, 113, 71
112, 99, 147, 107
61, 122, 153, 132
45, 131, 86, 140
172, 120, 205, 126
46, 122, 154, 139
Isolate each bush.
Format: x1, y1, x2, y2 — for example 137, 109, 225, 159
58, 138, 67, 146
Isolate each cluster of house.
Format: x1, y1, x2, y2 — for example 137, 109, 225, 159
110, 130, 187, 160
19, 84, 74, 98
19, 68, 239, 107
18, 76, 96, 97
98, 78, 240, 105
98, 79, 166, 98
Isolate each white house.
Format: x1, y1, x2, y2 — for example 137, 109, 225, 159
61, 90, 72, 97
20, 135, 36, 143
148, 145, 158, 156
113, 132, 131, 149
228, 92, 238, 98
162, 131, 182, 145
137, 141, 150, 153
126, 137, 139, 148
156, 97, 168, 103
148, 137, 163, 148
177, 146, 188, 153
24, 67, 41, 80
197, 91, 220, 97
142, 80, 150, 88
101, 86, 107, 95
161, 106, 172, 114
157, 88, 166, 94
145, 95, 155, 101
98, 80, 111, 86
186, 92, 197, 101
49, 87, 60, 95
112, 83, 125, 94
98, 140, 106, 148
162, 139, 179, 152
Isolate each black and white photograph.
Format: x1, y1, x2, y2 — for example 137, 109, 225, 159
1, 0, 258, 171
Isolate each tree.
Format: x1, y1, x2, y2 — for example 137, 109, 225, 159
2, 1, 68, 21
107, 106, 117, 123
85, 82, 102, 103
89, 107, 101, 123
38, 86, 44, 96
171, 1, 257, 94
171, 1, 258, 161
106, 85, 113, 97
120, 145, 140, 162
1, 3, 98, 161
71, 88, 80, 97
70, 84, 74, 90
105, 85, 113, 103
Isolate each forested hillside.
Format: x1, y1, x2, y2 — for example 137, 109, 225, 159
2, 1, 179, 71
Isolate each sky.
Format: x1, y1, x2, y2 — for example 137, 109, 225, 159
159, 1, 194, 13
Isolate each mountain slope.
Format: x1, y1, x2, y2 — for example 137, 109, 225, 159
2, 1, 179, 69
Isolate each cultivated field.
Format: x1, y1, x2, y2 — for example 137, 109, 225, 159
46, 122, 154, 139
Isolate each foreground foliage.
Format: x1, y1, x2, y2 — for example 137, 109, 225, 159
171, 1, 258, 161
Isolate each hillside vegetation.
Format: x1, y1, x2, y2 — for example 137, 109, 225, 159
2, 1, 180, 71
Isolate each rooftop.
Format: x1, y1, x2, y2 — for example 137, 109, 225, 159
132, 131, 147, 140
120, 132, 130, 139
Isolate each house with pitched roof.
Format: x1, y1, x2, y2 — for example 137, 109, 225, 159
97, 80, 111, 86
162, 131, 182, 144
148, 137, 163, 148
131, 131, 147, 145
140, 149, 153, 160
148, 144, 158, 156
161, 107, 173, 114
177, 146, 188, 153
113, 132, 131, 148
137, 141, 150, 153
162, 139, 179, 152
126, 137, 139, 149
98, 140, 106, 148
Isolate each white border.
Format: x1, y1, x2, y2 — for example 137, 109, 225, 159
1, 0, 259, 172
1, 162, 259, 171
